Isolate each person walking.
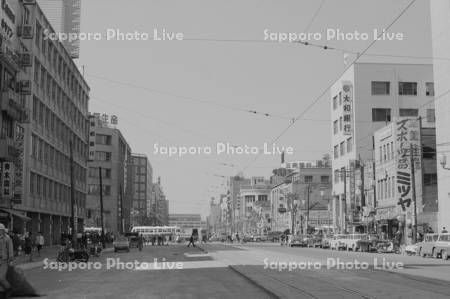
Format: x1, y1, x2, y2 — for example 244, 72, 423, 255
24, 232, 33, 262
187, 234, 195, 247
138, 234, 144, 251
0, 223, 14, 294
35, 232, 44, 257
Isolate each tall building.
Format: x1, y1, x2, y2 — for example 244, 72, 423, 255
430, 0, 450, 231
228, 174, 250, 233
130, 153, 153, 226
37, 0, 81, 58
0, 0, 32, 230
374, 121, 437, 243
0, 1, 91, 245
330, 63, 435, 233
86, 113, 132, 235
150, 177, 168, 225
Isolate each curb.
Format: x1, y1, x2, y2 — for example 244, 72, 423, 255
228, 265, 280, 299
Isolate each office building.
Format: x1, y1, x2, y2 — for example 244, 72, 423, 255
430, 0, 450, 231
37, 0, 81, 58
86, 113, 132, 234
169, 213, 202, 235
330, 63, 435, 233
130, 153, 153, 226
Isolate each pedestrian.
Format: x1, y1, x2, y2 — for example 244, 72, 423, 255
0, 223, 13, 295
235, 233, 240, 243
35, 232, 44, 257
138, 234, 144, 251
187, 234, 195, 247
442, 227, 448, 233
11, 231, 20, 257
24, 232, 33, 262
151, 236, 155, 246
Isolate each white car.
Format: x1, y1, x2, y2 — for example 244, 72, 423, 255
329, 235, 346, 250
340, 234, 366, 251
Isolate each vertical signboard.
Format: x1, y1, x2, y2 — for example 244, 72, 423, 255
88, 114, 96, 161
2, 162, 14, 198
13, 125, 24, 205
396, 118, 421, 221
342, 82, 353, 136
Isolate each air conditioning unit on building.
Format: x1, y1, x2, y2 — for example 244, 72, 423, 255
20, 53, 32, 67
22, 0, 37, 5
19, 80, 31, 95
17, 25, 34, 39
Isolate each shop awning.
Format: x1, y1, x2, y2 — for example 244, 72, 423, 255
0, 208, 31, 221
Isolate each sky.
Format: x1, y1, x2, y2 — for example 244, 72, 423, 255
76, 0, 433, 219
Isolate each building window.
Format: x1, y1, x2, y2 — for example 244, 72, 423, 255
95, 151, 111, 161
334, 145, 339, 159
339, 92, 342, 105
304, 176, 313, 183
387, 143, 390, 160
333, 96, 338, 110
333, 120, 338, 135
95, 134, 112, 145
321, 176, 330, 184
340, 141, 345, 156
426, 82, 434, 96
334, 170, 339, 184
346, 137, 353, 153
398, 82, 417, 95
426, 109, 436, 123
372, 108, 391, 122
424, 173, 437, 186
371, 81, 390, 95
339, 116, 343, 131
399, 109, 418, 117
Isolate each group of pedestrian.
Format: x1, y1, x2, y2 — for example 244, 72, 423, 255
7, 230, 45, 262
149, 235, 168, 246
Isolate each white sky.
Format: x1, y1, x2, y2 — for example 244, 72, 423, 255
77, 0, 433, 219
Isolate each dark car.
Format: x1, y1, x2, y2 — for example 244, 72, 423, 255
307, 235, 323, 248
268, 231, 283, 242
113, 236, 130, 252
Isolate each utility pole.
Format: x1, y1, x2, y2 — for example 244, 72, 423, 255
69, 141, 77, 248
306, 184, 310, 234
343, 167, 347, 234
119, 184, 124, 234
410, 143, 418, 243
99, 167, 105, 248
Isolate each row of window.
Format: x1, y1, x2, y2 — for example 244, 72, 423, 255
377, 173, 437, 202
31, 134, 86, 185
35, 21, 88, 111
379, 141, 395, 163
332, 82, 434, 109
29, 171, 86, 207
33, 60, 87, 136
333, 137, 353, 159
371, 81, 434, 96
88, 167, 111, 179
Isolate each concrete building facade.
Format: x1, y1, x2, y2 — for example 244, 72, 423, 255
130, 153, 153, 226
331, 63, 435, 233
86, 114, 132, 235
430, 0, 450, 232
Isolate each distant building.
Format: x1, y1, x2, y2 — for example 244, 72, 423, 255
150, 177, 168, 225
239, 177, 271, 235
130, 154, 153, 226
37, 0, 81, 58
169, 214, 202, 235
86, 114, 133, 234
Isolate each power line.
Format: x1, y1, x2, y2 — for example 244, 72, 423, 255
238, 0, 418, 173
87, 73, 293, 121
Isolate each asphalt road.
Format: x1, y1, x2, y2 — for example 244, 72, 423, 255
21, 242, 450, 298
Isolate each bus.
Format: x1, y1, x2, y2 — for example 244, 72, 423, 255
131, 226, 181, 239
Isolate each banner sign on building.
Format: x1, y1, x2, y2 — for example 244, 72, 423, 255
13, 125, 24, 204
396, 118, 421, 214
1, 162, 14, 198
88, 114, 96, 161
342, 82, 353, 136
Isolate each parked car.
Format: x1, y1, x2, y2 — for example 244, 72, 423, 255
307, 235, 323, 248
434, 233, 450, 260
268, 231, 283, 242
417, 233, 440, 257
321, 234, 334, 249
340, 234, 366, 251
113, 236, 130, 252
329, 234, 346, 250
288, 234, 308, 247
357, 234, 381, 252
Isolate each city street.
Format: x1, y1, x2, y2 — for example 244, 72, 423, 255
21, 242, 450, 298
